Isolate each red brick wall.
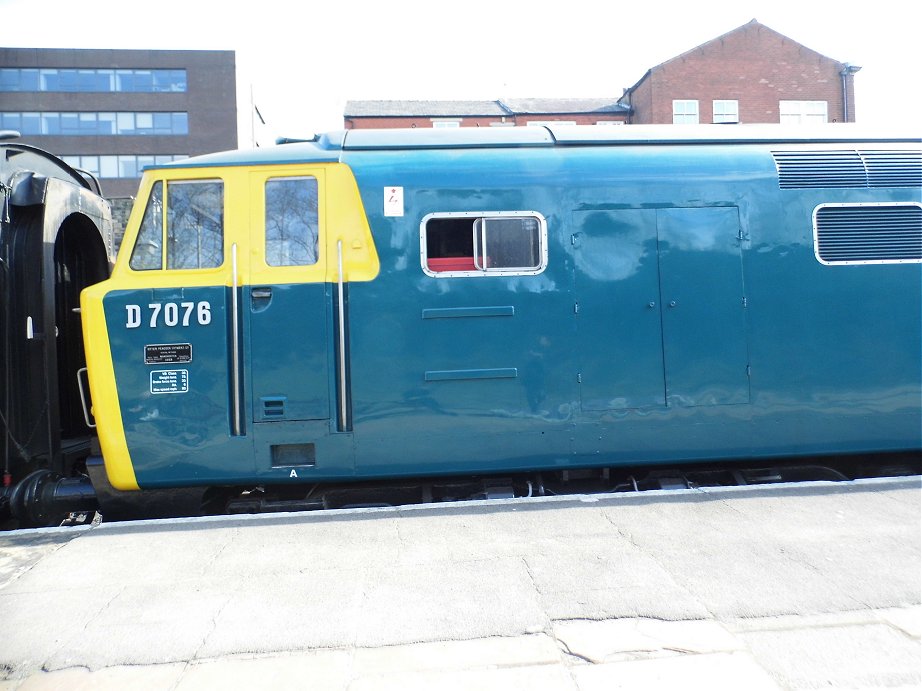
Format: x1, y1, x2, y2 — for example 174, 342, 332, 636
345, 116, 501, 129
514, 115, 628, 126
632, 22, 855, 124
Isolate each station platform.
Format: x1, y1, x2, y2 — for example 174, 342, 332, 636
1, 476, 919, 690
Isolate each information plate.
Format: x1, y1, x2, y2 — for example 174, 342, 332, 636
145, 343, 192, 364
150, 369, 189, 394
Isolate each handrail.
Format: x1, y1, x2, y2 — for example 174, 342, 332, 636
337, 240, 348, 431
231, 243, 242, 436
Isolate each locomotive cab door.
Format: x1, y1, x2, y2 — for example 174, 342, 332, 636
245, 168, 353, 477
86, 173, 258, 490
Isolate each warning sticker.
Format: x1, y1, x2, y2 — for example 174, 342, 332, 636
150, 369, 189, 394
145, 343, 192, 364
384, 186, 404, 217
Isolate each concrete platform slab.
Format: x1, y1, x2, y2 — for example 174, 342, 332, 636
1, 476, 919, 690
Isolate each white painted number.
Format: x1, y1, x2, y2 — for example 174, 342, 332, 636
126, 301, 213, 329
197, 301, 212, 325
163, 303, 178, 327
181, 302, 194, 327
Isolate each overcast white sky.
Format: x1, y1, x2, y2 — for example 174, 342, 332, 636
3, 0, 919, 146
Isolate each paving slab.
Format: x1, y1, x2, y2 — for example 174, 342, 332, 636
0, 476, 918, 690
571, 651, 780, 691
738, 621, 921, 689
554, 618, 743, 663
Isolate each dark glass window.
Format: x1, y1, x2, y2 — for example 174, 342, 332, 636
265, 177, 319, 266
1, 113, 20, 130
166, 180, 224, 269
130, 182, 164, 271
21, 113, 40, 134
60, 113, 80, 135
173, 113, 189, 135
0, 111, 188, 135
0, 68, 190, 93
130, 180, 224, 271
0, 69, 17, 90
474, 217, 542, 270
422, 212, 547, 275
21, 70, 39, 90
153, 112, 172, 134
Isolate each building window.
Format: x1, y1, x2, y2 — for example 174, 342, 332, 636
672, 100, 699, 124
526, 121, 578, 127
421, 211, 547, 277
1, 111, 188, 135
713, 100, 739, 124
0, 68, 187, 92
431, 120, 461, 128
780, 101, 828, 125
62, 154, 188, 179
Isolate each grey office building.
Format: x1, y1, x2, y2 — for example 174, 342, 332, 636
0, 48, 237, 198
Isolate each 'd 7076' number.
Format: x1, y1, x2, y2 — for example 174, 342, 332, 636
126, 302, 212, 329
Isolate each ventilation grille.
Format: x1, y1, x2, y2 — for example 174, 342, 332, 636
260, 396, 287, 419
814, 203, 922, 264
773, 150, 922, 189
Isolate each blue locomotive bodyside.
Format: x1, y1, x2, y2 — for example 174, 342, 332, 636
81, 126, 922, 490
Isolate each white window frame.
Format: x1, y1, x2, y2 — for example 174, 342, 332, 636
431, 119, 461, 128
672, 100, 699, 124
780, 100, 828, 125
420, 210, 548, 278
713, 100, 739, 124
526, 120, 577, 127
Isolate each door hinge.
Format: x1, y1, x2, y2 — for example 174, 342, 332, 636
574, 302, 579, 314
577, 372, 582, 384
747, 365, 752, 378
742, 296, 748, 308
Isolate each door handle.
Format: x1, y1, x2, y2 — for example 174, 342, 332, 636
251, 287, 272, 300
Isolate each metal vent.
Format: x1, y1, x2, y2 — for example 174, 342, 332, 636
260, 396, 287, 419
814, 203, 922, 265
860, 150, 922, 188
773, 150, 922, 189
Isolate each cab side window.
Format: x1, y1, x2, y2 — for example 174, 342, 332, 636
265, 176, 319, 266
167, 181, 224, 269
128, 179, 224, 271
129, 181, 163, 270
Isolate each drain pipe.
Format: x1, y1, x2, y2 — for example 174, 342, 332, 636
840, 63, 862, 122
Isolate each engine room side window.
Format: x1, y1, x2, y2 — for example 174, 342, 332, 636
265, 176, 319, 266
421, 211, 547, 277
128, 179, 224, 271
129, 181, 163, 270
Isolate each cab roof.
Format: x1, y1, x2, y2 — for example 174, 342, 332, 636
149, 124, 921, 171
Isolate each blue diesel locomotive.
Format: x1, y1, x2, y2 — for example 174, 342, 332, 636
5, 125, 921, 523
82, 125, 921, 492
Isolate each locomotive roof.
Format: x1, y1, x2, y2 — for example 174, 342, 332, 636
151, 124, 921, 171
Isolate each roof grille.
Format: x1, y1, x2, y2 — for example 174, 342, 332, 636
860, 150, 922, 188
773, 150, 921, 189
814, 203, 922, 264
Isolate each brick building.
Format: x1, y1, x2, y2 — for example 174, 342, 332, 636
344, 98, 629, 129
620, 20, 860, 125
0, 48, 238, 198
